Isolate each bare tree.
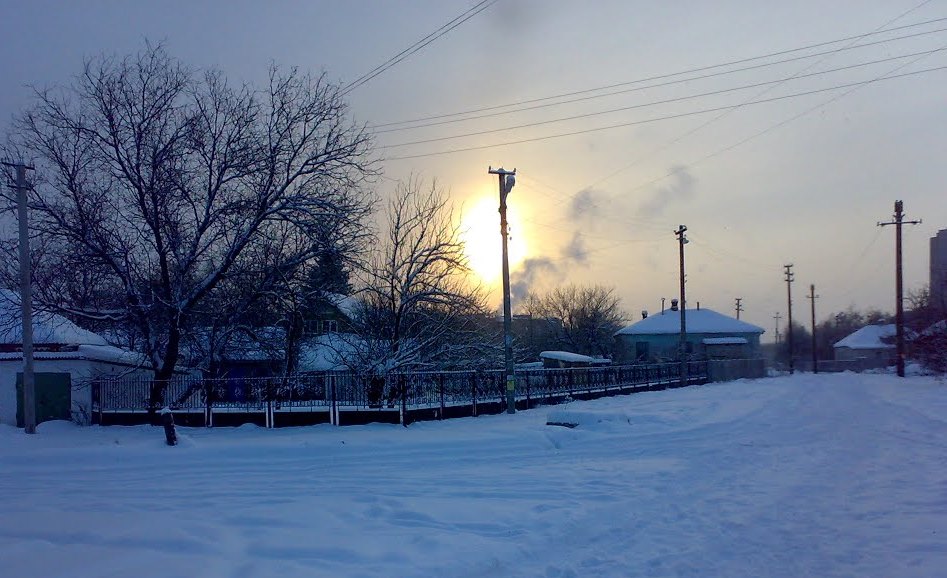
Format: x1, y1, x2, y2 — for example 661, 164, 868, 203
2, 45, 375, 408
524, 284, 626, 357
341, 178, 491, 373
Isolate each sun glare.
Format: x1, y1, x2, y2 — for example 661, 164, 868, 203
460, 195, 527, 286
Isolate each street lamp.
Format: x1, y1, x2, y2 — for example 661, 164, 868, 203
489, 166, 516, 414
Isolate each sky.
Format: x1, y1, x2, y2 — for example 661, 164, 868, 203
2, 0, 946, 340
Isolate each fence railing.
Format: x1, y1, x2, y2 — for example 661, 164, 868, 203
92, 360, 710, 427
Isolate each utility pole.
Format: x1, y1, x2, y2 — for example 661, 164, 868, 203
878, 200, 920, 377
734, 297, 743, 320
773, 312, 782, 345
807, 284, 819, 374
675, 225, 688, 388
489, 166, 517, 413
4, 161, 36, 434
784, 264, 795, 374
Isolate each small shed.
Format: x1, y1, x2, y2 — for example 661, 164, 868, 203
833, 324, 897, 364
614, 304, 764, 362
0, 291, 149, 426
539, 351, 611, 369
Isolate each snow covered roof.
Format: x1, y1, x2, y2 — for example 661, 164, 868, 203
0, 344, 148, 366
0, 290, 109, 346
539, 351, 610, 364
702, 337, 748, 345
834, 324, 897, 350
326, 293, 360, 320
615, 308, 764, 336
298, 333, 362, 372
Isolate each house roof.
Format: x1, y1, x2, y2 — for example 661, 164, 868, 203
0, 290, 109, 346
0, 344, 148, 366
326, 293, 359, 320
833, 324, 898, 350
615, 307, 765, 336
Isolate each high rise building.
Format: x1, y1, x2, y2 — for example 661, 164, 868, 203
931, 229, 947, 313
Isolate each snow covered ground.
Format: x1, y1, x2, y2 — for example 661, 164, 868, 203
2, 372, 945, 577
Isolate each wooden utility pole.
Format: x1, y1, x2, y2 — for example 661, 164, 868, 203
4, 161, 36, 433
878, 200, 920, 377
489, 166, 517, 412
807, 284, 819, 374
675, 225, 688, 388
734, 297, 743, 320
784, 264, 795, 374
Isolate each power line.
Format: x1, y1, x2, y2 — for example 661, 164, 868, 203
374, 14, 947, 129
341, 0, 498, 96
375, 24, 947, 133
383, 64, 947, 160
381, 48, 946, 149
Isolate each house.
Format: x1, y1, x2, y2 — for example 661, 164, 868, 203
833, 324, 898, 364
0, 290, 150, 426
304, 293, 359, 336
539, 350, 611, 369
613, 300, 765, 362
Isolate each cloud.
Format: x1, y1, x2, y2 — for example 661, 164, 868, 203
510, 257, 558, 303
567, 188, 602, 222
638, 165, 697, 217
561, 232, 589, 264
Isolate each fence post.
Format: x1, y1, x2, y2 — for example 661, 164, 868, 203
472, 371, 479, 417
400, 374, 407, 427
524, 373, 530, 409
439, 373, 445, 420
204, 380, 213, 428
331, 377, 338, 426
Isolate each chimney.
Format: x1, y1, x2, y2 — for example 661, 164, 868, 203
641, 310, 648, 319
670, 299, 679, 311
697, 301, 700, 310
661, 297, 666, 313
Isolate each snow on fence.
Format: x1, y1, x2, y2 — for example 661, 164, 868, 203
91, 361, 710, 428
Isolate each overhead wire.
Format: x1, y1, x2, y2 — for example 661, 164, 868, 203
380, 48, 947, 149
382, 64, 947, 160
372, 14, 947, 129
375, 24, 947, 134
341, 0, 498, 96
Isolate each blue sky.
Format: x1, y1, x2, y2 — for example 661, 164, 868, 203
2, 0, 946, 336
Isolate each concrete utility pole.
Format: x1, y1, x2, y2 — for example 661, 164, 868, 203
784, 264, 795, 374
675, 225, 688, 388
878, 200, 920, 377
489, 166, 516, 413
734, 297, 743, 320
773, 312, 782, 345
4, 161, 36, 433
807, 284, 819, 374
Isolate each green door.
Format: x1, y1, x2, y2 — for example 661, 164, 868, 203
16, 372, 72, 427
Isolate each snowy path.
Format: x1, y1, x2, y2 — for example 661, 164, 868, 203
1, 373, 945, 577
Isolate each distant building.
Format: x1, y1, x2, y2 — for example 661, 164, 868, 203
613, 300, 764, 362
931, 229, 947, 313
0, 290, 150, 426
833, 324, 897, 365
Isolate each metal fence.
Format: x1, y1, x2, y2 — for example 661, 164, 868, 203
92, 360, 710, 427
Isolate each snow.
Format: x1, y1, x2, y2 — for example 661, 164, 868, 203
2, 372, 946, 577
702, 337, 748, 345
834, 324, 897, 349
616, 307, 765, 336
539, 350, 609, 364
0, 289, 109, 346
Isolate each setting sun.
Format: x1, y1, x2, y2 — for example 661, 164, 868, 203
460, 195, 527, 285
